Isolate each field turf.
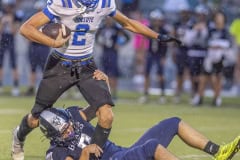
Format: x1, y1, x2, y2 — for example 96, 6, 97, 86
0, 92, 239, 160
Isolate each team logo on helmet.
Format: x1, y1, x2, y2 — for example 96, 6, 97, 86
52, 116, 62, 126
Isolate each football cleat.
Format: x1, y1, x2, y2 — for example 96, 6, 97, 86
214, 136, 240, 160
11, 126, 24, 160
212, 97, 222, 107
191, 94, 202, 106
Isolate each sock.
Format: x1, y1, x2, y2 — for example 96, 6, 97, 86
17, 115, 34, 142
91, 123, 111, 148
160, 80, 165, 96
13, 80, 19, 87
203, 141, 220, 156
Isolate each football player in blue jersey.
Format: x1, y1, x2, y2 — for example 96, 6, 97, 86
39, 106, 240, 160
11, 0, 181, 159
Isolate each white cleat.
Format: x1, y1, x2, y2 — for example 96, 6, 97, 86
214, 97, 222, 107
191, 94, 202, 106
11, 126, 24, 160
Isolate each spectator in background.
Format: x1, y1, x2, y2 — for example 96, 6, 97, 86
184, 5, 209, 104
139, 9, 168, 104
0, 2, 20, 96
173, 5, 194, 103
230, 13, 240, 94
222, 48, 237, 90
193, 11, 231, 106
120, 0, 139, 17
132, 10, 149, 79
25, 0, 50, 96
96, 17, 130, 100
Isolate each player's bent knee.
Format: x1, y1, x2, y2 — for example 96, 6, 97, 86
166, 117, 181, 126
169, 117, 181, 123
28, 114, 39, 128
170, 117, 181, 129
158, 117, 181, 134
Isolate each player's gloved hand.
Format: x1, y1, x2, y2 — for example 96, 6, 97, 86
157, 34, 182, 46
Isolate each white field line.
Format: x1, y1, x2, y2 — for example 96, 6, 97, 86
0, 129, 11, 134
0, 109, 26, 115
179, 154, 210, 159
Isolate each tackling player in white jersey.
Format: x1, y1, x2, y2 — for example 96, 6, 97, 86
11, 0, 181, 159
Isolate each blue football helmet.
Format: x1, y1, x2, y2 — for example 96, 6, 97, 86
39, 108, 73, 145
77, 0, 99, 10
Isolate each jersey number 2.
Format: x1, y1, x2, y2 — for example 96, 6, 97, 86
72, 24, 90, 46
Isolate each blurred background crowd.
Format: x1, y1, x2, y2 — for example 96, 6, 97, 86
0, 0, 240, 107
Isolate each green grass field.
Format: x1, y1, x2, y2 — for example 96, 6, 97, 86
0, 92, 240, 160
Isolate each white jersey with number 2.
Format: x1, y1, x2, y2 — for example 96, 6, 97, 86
43, 0, 116, 56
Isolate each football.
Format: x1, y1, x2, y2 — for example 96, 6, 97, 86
41, 23, 71, 39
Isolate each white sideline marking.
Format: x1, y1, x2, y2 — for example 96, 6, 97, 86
179, 154, 210, 159
0, 109, 26, 115
0, 129, 11, 134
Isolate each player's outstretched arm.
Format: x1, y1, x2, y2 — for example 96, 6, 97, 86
112, 10, 182, 45
20, 11, 69, 48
